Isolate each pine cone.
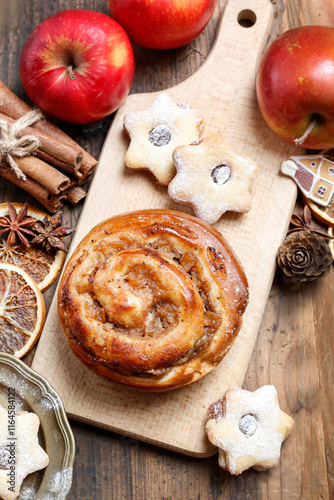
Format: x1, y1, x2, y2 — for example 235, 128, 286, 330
277, 230, 332, 285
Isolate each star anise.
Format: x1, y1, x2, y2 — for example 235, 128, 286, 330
0, 202, 37, 249
287, 205, 333, 240
31, 211, 75, 254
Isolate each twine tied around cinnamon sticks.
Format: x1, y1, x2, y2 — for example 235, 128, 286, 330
0, 79, 98, 212
0, 109, 42, 180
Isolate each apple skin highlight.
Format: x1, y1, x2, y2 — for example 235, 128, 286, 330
19, 10, 135, 124
108, 0, 217, 50
256, 25, 334, 150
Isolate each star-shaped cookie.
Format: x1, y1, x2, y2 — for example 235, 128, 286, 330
206, 386, 294, 475
168, 134, 258, 224
0, 405, 49, 500
123, 92, 203, 185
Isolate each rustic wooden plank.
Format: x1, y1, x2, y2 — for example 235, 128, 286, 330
242, 2, 334, 498
68, 0, 334, 494
244, 270, 331, 499
0, 0, 332, 498
31, 0, 303, 457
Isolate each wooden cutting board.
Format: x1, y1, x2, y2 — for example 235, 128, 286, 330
32, 0, 300, 457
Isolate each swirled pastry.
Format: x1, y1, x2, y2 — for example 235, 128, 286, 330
58, 210, 248, 391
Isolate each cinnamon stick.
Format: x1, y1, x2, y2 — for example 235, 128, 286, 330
46, 193, 68, 212
0, 112, 83, 174
34, 151, 83, 180
66, 185, 87, 205
0, 80, 97, 174
78, 155, 99, 177
0, 163, 65, 212
15, 156, 70, 194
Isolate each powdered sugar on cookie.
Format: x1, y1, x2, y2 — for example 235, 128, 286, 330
123, 93, 203, 185
206, 385, 294, 475
168, 134, 258, 224
0, 405, 49, 500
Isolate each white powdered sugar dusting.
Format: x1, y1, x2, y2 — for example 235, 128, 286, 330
35, 394, 62, 414
206, 385, 294, 475
238, 414, 258, 436
168, 135, 258, 225
45, 467, 73, 498
123, 92, 203, 185
18, 483, 38, 500
0, 360, 73, 499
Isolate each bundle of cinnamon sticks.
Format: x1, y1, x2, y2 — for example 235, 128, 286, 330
0, 80, 98, 212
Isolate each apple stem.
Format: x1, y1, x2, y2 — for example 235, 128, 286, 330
67, 65, 76, 81
294, 116, 317, 146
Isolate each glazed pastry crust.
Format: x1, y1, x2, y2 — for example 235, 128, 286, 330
58, 210, 248, 392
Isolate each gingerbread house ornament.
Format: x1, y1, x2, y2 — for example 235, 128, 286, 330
281, 154, 334, 206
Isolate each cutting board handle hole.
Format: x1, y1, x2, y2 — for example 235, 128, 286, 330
237, 9, 257, 28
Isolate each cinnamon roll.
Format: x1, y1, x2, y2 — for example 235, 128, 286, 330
58, 210, 248, 391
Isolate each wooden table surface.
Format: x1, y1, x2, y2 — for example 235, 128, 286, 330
0, 1, 333, 499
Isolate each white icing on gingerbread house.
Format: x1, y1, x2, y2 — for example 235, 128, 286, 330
281, 155, 334, 206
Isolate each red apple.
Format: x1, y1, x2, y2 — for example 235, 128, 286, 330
256, 25, 334, 149
19, 10, 135, 124
108, 0, 217, 50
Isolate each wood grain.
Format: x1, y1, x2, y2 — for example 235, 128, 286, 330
31, 0, 302, 457
0, 0, 333, 498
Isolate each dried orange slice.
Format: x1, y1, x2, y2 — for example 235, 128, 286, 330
0, 203, 65, 291
0, 262, 45, 358
302, 195, 334, 228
